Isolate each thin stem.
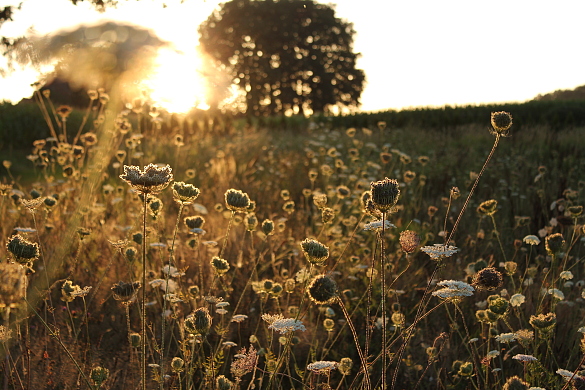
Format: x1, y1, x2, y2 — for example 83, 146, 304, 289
446, 134, 500, 247
141, 193, 148, 390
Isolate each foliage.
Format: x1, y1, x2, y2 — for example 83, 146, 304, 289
199, 0, 365, 116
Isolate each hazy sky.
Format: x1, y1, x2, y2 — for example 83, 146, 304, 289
1, 0, 584, 112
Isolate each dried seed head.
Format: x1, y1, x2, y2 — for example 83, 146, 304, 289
370, 178, 400, 212
246, 213, 258, 231
502, 375, 529, 390
399, 230, 421, 253
6, 234, 39, 268
338, 357, 353, 376
477, 199, 498, 216
172, 182, 200, 204
225, 189, 250, 212
171, 357, 184, 373
211, 256, 230, 276
307, 275, 338, 305
90, 366, 109, 386
321, 207, 335, 224
488, 295, 509, 316
184, 216, 205, 230
313, 193, 328, 209
472, 267, 503, 291
111, 281, 141, 302
129, 333, 141, 347
529, 312, 556, 331
216, 375, 233, 390
120, 164, 173, 194
185, 307, 212, 335
490, 111, 513, 136
261, 219, 275, 236
545, 233, 565, 255
300, 238, 330, 266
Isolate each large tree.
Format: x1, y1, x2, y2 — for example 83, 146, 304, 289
198, 0, 365, 116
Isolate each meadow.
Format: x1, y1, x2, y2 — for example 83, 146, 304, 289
1, 93, 585, 390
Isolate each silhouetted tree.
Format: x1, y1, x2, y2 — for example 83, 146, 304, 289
198, 0, 365, 116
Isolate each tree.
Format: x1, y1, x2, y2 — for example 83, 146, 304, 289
198, 0, 365, 116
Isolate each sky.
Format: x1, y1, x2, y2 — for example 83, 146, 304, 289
0, 0, 584, 112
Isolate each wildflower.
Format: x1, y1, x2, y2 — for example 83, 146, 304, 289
472, 267, 503, 291
420, 244, 459, 261
120, 164, 173, 194
245, 213, 258, 231
364, 219, 396, 231
225, 188, 250, 212
490, 111, 513, 136
90, 366, 109, 387
170, 357, 184, 372
513, 354, 537, 362
261, 219, 274, 236
268, 318, 306, 334
321, 207, 335, 224
560, 270, 574, 280
370, 177, 400, 212
547, 288, 564, 300
432, 280, 474, 300
162, 264, 185, 278
502, 375, 528, 390
495, 333, 517, 343
232, 315, 248, 323
487, 295, 509, 316
172, 181, 200, 204
486, 350, 500, 359
477, 199, 498, 216
313, 193, 328, 208
231, 345, 257, 379
399, 230, 421, 253
338, 357, 353, 375
184, 216, 205, 230
510, 293, 525, 307
216, 375, 233, 390
111, 281, 141, 302
6, 234, 40, 268
307, 361, 338, 374
300, 238, 329, 266
545, 233, 565, 255
282, 200, 295, 214
307, 275, 338, 305
529, 312, 556, 332
184, 308, 212, 335
557, 368, 581, 380
61, 280, 92, 302
210, 256, 230, 276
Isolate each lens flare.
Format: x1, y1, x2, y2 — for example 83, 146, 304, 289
141, 46, 210, 114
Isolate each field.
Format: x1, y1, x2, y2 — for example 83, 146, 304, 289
1, 95, 585, 390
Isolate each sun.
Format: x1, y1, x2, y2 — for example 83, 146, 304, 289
139, 46, 211, 114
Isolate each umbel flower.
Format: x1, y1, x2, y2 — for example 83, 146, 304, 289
545, 233, 565, 255
477, 199, 498, 216
370, 177, 400, 212
431, 280, 475, 300
307, 275, 338, 305
300, 238, 329, 265
172, 181, 200, 204
268, 318, 306, 334
399, 230, 421, 253
111, 281, 141, 302
420, 244, 459, 261
490, 111, 513, 136
307, 361, 338, 374
120, 164, 173, 194
472, 267, 503, 290
184, 307, 212, 335
6, 234, 40, 269
225, 188, 251, 212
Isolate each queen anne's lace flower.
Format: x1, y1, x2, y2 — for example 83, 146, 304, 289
512, 354, 537, 362
363, 220, 396, 231
307, 361, 338, 374
267, 318, 306, 334
420, 244, 459, 261
432, 280, 474, 300
120, 164, 173, 194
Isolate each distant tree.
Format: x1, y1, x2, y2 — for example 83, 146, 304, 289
198, 0, 365, 116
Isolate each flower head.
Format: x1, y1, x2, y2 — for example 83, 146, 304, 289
307, 275, 338, 305
420, 244, 459, 261
120, 164, 173, 194
432, 280, 474, 300
184, 307, 212, 335
363, 219, 396, 231
545, 233, 565, 255
6, 234, 40, 268
300, 238, 329, 265
111, 281, 141, 302
513, 354, 537, 362
523, 235, 540, 245
172, 181, 200, 204
510, 293, 525, 307
490, 111, 513, 136
225, 189, 250, 212
268, 318, 306, 334
307, 361, 338, 374
472, 267, 503, 291
399, 230, 420, 253
369, 178, 400, 212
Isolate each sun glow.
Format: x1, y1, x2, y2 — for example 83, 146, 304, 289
140, 46, 211, 114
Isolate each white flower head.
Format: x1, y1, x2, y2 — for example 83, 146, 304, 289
523, 235, 541, 245
420, 244, 459, 261
486, 350, 500, 359
513, 354, 538, 362
231, 315, 248, 323
547, 288, 565, 300
307, 361, 338, 374
432, 280, 474, 300
560, 271, 574, 280
268, 318, 306, 334
363, 220, 396, 231
510, 293, 526, 307
495, 333, 517, 343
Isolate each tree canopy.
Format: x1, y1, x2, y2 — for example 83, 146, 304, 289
198, 0, 365, 116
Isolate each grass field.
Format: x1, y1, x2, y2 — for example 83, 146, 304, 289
1, 95, 585, 390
